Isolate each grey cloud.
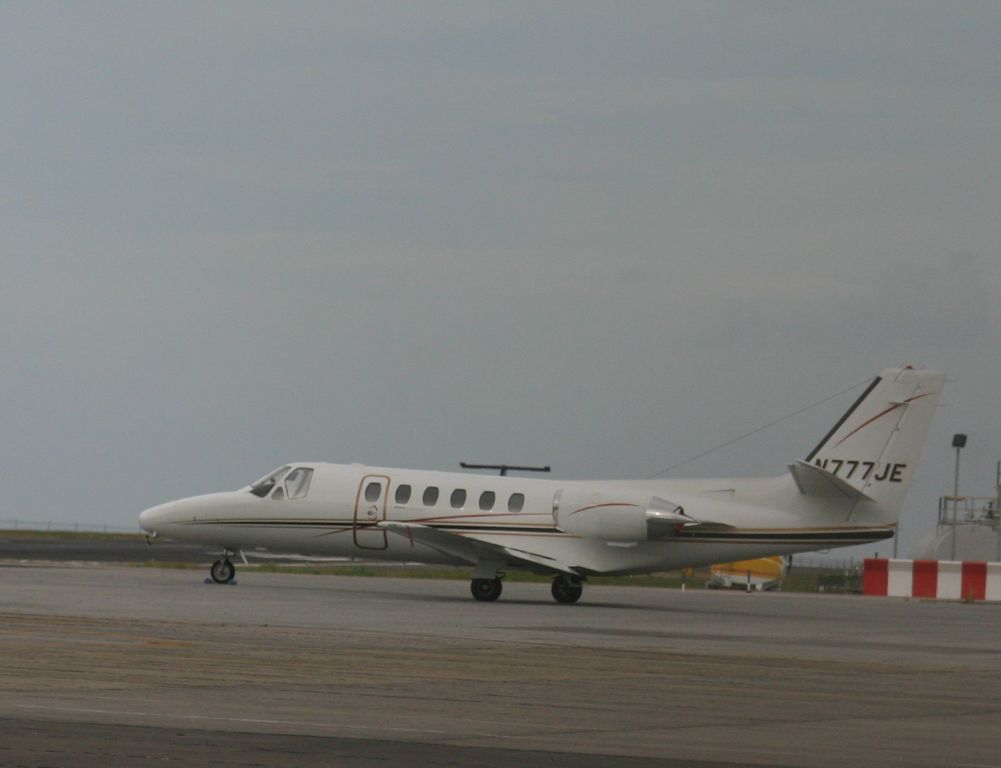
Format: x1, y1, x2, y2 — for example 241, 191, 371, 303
0, 3, 998, 564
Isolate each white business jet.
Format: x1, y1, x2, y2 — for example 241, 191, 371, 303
139, 367, 943, 603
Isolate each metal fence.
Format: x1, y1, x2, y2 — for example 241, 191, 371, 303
792, 556, 862, 570
0, 519, 139, 534
0, 524, 892, 575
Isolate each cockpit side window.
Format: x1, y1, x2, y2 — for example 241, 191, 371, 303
284, 467, 314, 500
250, 466, 291, 498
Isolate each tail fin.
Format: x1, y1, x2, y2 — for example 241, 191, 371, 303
795, 367, 945, 523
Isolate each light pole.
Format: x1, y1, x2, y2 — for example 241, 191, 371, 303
951, 433, 967, 561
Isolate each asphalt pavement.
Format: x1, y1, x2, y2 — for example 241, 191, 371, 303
2, 564, 1000, 767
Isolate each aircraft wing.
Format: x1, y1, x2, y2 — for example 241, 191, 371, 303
378, 521, 581, 576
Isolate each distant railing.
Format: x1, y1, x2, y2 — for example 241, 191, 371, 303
937, 496, 1000, 526
0, 527, 932, 572
0, 519, 140, 534
789, 557, 861, 570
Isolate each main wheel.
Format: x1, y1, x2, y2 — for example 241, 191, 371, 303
470, 577, 502, 602
551, 575, 583, 604
210, 558, 235, 584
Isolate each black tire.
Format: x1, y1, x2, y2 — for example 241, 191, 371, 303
210, 558, 235, 584
470, 578, 502, 602
551, 575, 583, 604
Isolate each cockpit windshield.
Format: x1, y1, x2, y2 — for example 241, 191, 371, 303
249, 466, 290, 497
282, 467, 313, 499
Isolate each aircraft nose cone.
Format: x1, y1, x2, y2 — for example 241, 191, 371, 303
139, 503, 170, 534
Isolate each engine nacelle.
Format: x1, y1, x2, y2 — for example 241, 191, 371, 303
552, 488, 693, 542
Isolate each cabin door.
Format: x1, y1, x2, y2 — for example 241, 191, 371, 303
354, 475, 390, 550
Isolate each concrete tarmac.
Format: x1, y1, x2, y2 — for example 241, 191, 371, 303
2, 564, 1000, 767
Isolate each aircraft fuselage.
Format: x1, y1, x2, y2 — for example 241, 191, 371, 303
139, 367, 944, 602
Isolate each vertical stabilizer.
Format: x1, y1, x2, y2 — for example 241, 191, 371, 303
804, 367, 945, 522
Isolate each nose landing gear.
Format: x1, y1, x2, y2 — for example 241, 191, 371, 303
210, 558, 235, 584
208, 549, 246, 584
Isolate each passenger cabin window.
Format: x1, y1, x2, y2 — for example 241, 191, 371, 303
395, 484, 412, 504
508, 493, 525, 513
450, 489, 466, 509
284, 467, 313, 500
423, 486, 439, 506
479, 491, 495, 511
250, 466, 290, 498
364, 482, 381, 502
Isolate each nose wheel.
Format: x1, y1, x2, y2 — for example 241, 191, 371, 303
210, 558, 236, 584
551, 574, 583, 604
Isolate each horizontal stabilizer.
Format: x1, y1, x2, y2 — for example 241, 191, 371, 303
788, 461, 872, 500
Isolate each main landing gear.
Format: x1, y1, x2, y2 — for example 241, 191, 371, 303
468, 573, 585, 603
551, 574, 583, 604
210, 557, 236, 584
470, 577, 503, 602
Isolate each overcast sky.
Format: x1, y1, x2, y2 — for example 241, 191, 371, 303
2, 2, 999, 557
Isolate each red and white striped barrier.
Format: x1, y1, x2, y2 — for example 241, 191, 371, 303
863, 558, 1001, 601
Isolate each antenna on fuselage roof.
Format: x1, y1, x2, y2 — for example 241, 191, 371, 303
459, 462, 551, 477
